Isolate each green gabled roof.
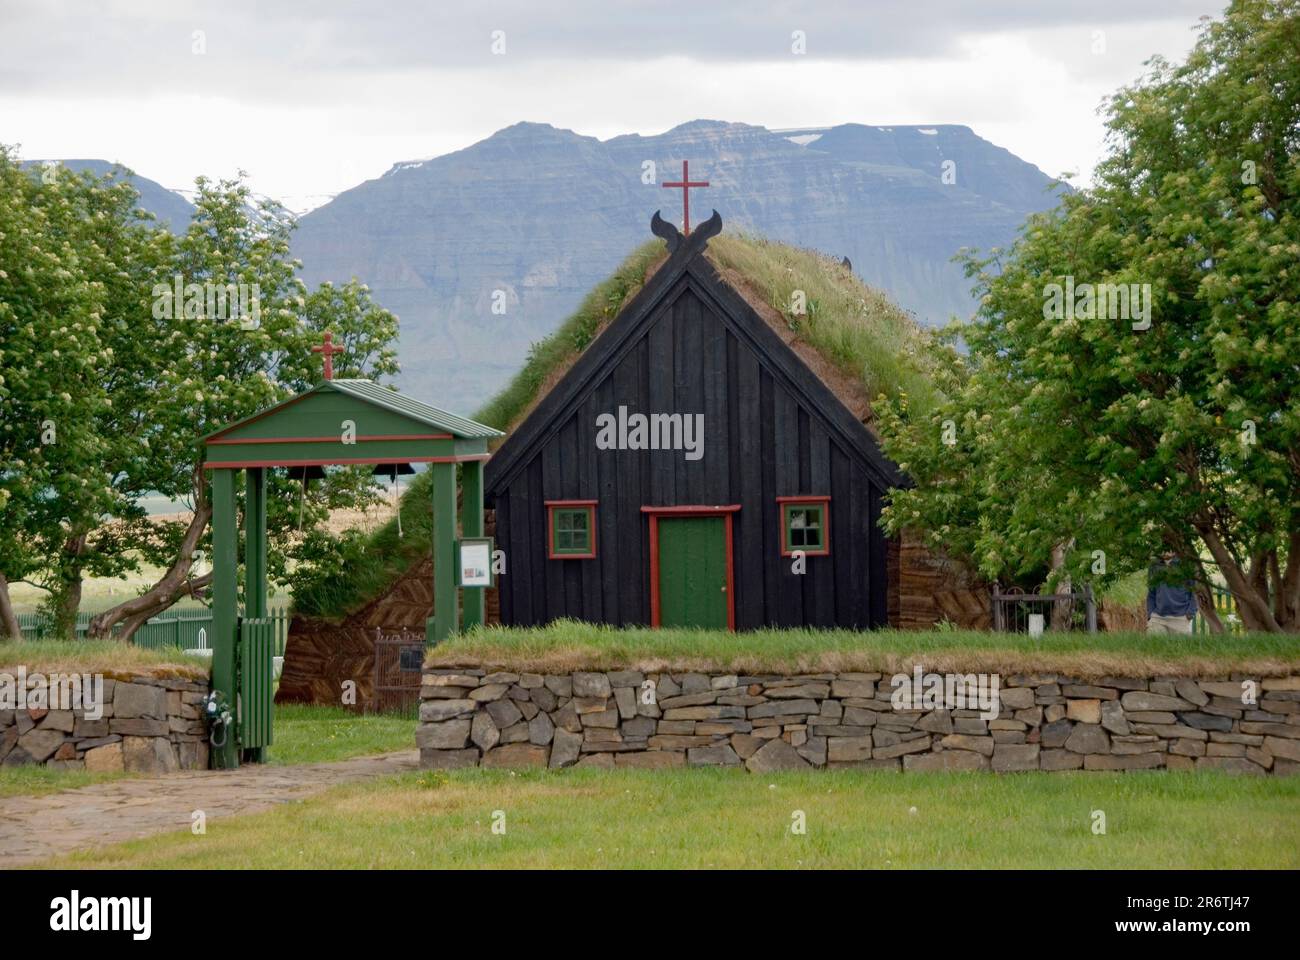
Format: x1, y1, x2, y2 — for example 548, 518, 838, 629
327, 379, 503, 440
202, 378, 502, 444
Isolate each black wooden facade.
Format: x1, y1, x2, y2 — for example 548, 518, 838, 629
484, 212, 905, 630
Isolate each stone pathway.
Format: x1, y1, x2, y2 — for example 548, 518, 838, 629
0, 750, 419, 866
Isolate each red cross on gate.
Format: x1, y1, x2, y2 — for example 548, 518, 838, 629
662, 160, 709, 235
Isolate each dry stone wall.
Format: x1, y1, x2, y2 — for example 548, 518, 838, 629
418, 667, 1300, 774
1, 673, 210, 774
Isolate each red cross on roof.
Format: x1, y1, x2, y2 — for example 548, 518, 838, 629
662, 160, 709, 236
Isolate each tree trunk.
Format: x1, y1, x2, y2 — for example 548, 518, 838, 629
1197, 523, 1282, 632
113, 572, 214, 643
88, 472, 213, 640
1047, 540, 1073, 631
0, 573, 21, 640
1277, 531, 1300, 630
1193, 581, 1225, 633
48, 533, 87, 638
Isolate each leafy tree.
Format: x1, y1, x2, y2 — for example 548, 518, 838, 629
86, 178, 399, 639
877, 0, 1300, 631
0, 150, 399, 640
0, 149, 166, 637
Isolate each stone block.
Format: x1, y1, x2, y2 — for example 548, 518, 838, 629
549, 728, 582, 768
999, 687, 1036, 710
416, 718, 471, 750
991, 744, 1039, 771
873, 738, 931, 760
468, 683, 510, 702
420, 748, 479, 769
483, 699, 523, 728
905, 750, 988, 771
40, 710, 75, 733
1083, 753, 1164, 771
499, 722, 530, 744
1100, 700, 1131, 735
572, 672, 611, 699
109, 718, 169, 737
482, 743, 549, 768
1040, 749, 1083, 771
687, 743, 741, 766
528, 711, 555, 746
122, 736, 178, 774
1066, 699, 1101, 724
1120, 691, 1195, 712
1064, 723, 1109, 755
1263, 736, 1300, 762
113, 682, 169, 720
940, 734, 994, 756
745, 738, 810, 773
617, 750, 684, 769
420, 699, 477, 723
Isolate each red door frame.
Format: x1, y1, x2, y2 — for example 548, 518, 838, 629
641, 505, 740, 631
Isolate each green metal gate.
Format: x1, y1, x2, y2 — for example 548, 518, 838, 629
239, 617, 275, 750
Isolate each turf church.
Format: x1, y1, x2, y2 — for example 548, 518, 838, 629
484, 210, 905, 630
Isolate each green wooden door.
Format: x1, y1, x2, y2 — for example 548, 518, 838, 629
657, 517, 729, 629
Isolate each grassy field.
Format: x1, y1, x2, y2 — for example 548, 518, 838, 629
267, 704, 415, 765
428, 621, 1300, 677
46, 768, 1300, 870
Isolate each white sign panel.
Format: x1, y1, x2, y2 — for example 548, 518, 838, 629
459, 539, 493, 588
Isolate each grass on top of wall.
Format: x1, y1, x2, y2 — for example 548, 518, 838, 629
426, 621, 1300, 679
0, 639, 210, 679
46, 768, 1300, 870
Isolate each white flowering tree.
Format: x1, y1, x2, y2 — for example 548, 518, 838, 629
0, 149, 398, 640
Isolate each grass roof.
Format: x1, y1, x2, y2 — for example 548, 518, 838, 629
292, 232, 943, 620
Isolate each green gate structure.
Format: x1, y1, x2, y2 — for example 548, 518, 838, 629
201, 364, 501, 768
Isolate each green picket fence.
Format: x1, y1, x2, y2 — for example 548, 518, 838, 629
1194, 586, 1242, 635
13, 607, 289, 655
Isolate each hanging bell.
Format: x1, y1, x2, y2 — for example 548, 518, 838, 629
289, 465, 326, 530
371, 463, 415, 483
372, 462, 414, 537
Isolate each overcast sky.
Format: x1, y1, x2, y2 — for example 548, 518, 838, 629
1, 1, 1222, 212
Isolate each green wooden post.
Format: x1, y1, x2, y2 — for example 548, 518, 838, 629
243, 467, 268, 763
244, 467, 267, 619
210, 468, 240, 769
461, 460, 485, 629
428, 461, 459, 644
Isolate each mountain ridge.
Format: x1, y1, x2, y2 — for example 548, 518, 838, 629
291, 119, 1062, 407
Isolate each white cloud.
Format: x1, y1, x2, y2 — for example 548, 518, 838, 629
0, 3, 1213, 209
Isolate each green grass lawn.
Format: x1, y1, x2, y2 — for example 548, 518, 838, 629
428, 620, 1300, 677
0, 766, 126, 799
266, 704, 415, 765
46, 768, 1300, 870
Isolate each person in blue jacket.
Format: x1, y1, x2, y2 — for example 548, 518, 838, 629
1146, 551, 1198, 634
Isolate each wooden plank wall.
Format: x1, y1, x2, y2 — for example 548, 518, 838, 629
492, 284, 889, 630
